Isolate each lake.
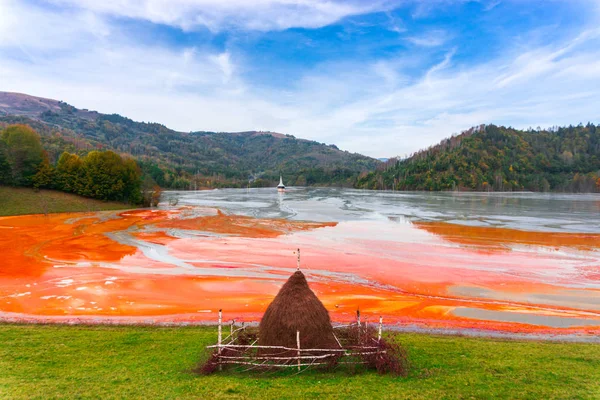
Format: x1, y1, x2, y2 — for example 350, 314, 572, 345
1, 188, 599, 339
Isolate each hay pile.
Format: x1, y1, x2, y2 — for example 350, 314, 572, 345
258, 271, 340, 354
198, 269, 409, 375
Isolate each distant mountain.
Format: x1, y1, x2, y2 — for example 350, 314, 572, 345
0, 92, 379, 189
356, 124, 600, 193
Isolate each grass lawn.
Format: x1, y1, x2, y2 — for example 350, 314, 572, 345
1, 325, 599, 399
0, 186, 134, 216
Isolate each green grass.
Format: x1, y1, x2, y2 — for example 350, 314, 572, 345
0, 186, 134, 216
1, 325, 599, 399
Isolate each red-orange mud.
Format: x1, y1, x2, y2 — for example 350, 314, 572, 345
157, 210, 336, 238
414, 222, 600, 251
1, 209, 599, 337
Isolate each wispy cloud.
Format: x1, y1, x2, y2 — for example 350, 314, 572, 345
406, 30, 451, 47
1, 0, 599, 159
0, 0, 109, 50
41, 0, 397, 32
269, 27, 600, 156
484, 0, 502, 11
210, 52, 234, 84
385, 10, 406, 33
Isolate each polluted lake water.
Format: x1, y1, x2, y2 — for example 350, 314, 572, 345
1, 188, 599, 339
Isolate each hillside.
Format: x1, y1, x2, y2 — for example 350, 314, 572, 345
356, 124, 600, 192
0, 92, 379, 189
0, 92, 60, 117
0, 186, 133, 216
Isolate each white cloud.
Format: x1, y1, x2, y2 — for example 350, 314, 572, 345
0, 0, 109, 53
1, 0, 599, 159
385, 10, 406, 33
210, 52, 234, 84
271, 29, 600, 156
405, 30, 451, 47
483, 0, 502, 11
41, 0, 396, 32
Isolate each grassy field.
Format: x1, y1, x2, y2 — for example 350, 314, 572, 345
0, 186, 134, 216
1, 325, 599, 399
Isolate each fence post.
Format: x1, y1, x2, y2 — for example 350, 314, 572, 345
297, 248, 301, 270
296, 330, 301, 371
231, 319, 234, 336
378, 316, 383, 343
356, 309, 361, 341
218, 309, 222, 371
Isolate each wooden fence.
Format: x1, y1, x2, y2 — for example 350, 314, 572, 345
206, 310, 385, 372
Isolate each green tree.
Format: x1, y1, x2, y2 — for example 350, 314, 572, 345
357, 124, 600, 193
81, 151, 123, 200
122, 158, 143, 204
1, 124, 45, 186
32, 157, 56, 189
81, 150, 142, 203
55, 152, 84, 193
0, 139, 10, 185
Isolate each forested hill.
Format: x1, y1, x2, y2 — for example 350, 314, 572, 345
356, 124, 600, 192
0, 92, 379, 189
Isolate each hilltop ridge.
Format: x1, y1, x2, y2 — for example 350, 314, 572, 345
356, 124, 600, 192
0, 92, 379, 189
0, 92, 63, 117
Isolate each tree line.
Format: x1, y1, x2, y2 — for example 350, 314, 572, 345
0, 124, 152, 205
356, 124, 600, 192
1, 100, 377, 189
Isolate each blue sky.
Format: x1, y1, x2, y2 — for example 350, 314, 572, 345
1, 0, 599, 157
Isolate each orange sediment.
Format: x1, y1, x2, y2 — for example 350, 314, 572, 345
414, 221, 600, 251
1, 209, 599, 336
156, 210, 336, 238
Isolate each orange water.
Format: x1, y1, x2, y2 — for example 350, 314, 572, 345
1, 208, 599, 335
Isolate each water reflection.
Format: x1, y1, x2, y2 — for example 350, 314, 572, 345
164, 188, 600, 232
1, 189, 599, 337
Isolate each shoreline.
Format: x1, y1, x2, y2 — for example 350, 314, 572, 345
2, 195, 600, 344
2, 313, 599, 343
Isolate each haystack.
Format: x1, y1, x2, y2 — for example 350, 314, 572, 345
258, 271, 339, 353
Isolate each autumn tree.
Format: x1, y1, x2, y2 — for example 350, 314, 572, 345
0, 139, 10, 185
32, 157, 56, 189
81, 150, 142, 203
56, 152, 84, 193
1, 124, 45, 186
0, 124, 146, 203
356, 124, 600, 193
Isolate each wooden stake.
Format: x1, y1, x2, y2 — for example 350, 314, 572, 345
378, 316, 383, 343
356, 309, 361, 342
231, 319, 235, 336
218, 309, 222, 371
296, 330, 301, 371
297, 248, 301, 270
332, 331, 342, 348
